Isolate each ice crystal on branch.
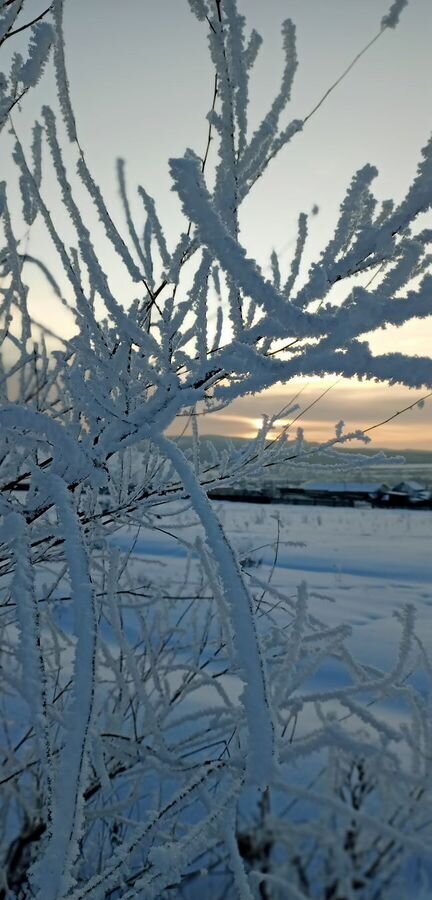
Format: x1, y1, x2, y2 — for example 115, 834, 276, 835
0, 0, 431, 897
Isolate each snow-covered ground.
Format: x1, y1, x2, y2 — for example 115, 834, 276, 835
114, 501, 431, 627
112, 500, 431, 701
3, 502, 429, 896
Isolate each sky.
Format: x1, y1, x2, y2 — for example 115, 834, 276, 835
5, 0, 432, 449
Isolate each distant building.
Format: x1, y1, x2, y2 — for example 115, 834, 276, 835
206, 478, 431, 509
393, 481, 429, 498
208, 485, 272, 504
302, 482, 387, 502
386, 481, 431, 506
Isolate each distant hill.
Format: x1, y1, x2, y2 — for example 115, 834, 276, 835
175, 435, 432, 465
174, 435, 432, 489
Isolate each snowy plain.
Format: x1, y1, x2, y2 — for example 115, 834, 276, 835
111, 500, 432, 739
3, 501, 430, 897
113, 500, 431, 634
106, 500, 432, 893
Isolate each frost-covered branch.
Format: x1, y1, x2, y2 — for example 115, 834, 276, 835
0, 0, 431, 896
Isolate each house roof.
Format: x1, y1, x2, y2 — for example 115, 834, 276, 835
302, 482, 385, 495
393, 480, 426, 492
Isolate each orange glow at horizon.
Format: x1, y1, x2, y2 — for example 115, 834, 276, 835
169, 379, 432, 451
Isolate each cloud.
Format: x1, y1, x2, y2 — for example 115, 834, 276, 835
169, 380, 432, 449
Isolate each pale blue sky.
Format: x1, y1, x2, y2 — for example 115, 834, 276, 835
6, 0, 432, 447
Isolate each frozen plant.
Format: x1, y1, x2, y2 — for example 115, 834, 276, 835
0, 0, 431, 897
0, 1, 54, 130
